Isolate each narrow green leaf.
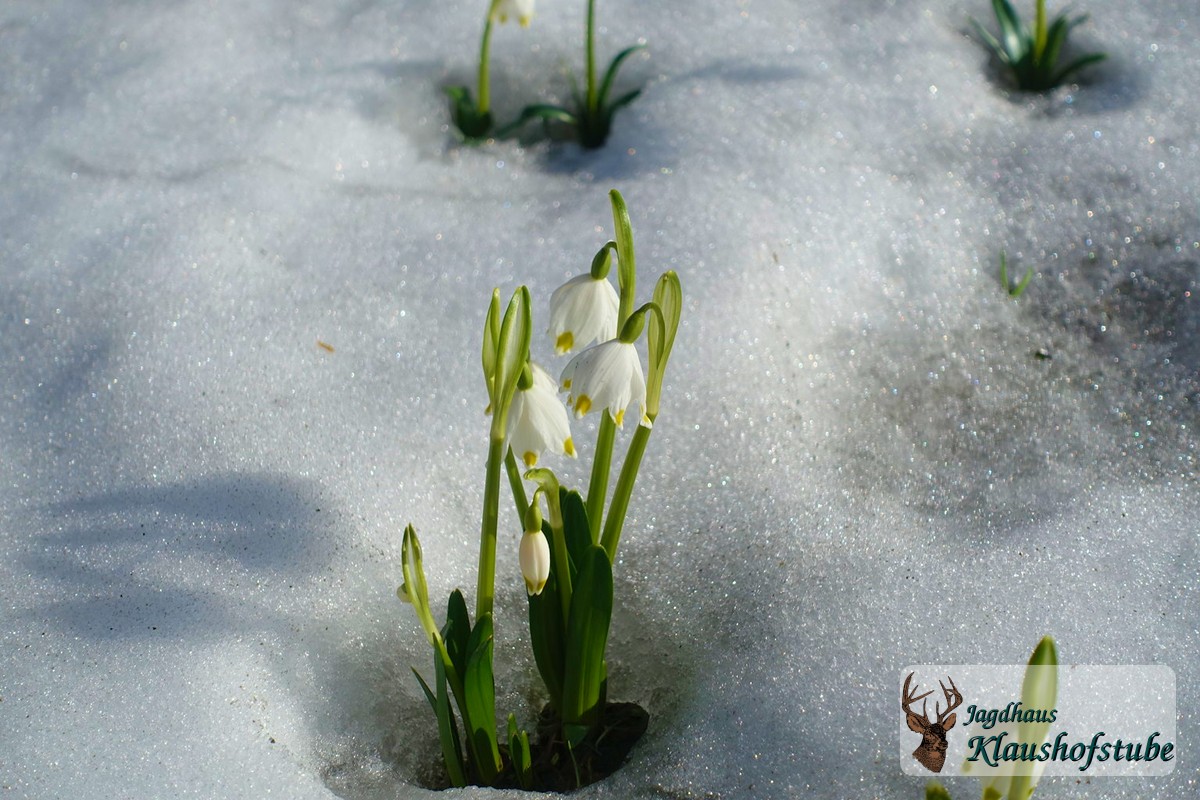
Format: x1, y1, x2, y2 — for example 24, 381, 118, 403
401, 525, 440, 648
507, 714, 533, 790
609, 190, 637, 326
435, 647, 467, 787
560, 489, 591, 579
647, 271, 682, 419
562, 546, 614, 730
464, 613, 502, 783
495, 104, 579, 138
597, 44, 646, 110
606, 88, 642, 116
1053, 52, 1106, 85
491, 287, 532, 435
482, 289, 501, 399
412, 667, 436, 712
971, 18, 1008, 63
1040, 17, 1070, 72
528, 565, 566, 707
444, 589, 471, 678
993, 0, 1023, 60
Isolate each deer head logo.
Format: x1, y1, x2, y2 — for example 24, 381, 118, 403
902, 672, 963, 773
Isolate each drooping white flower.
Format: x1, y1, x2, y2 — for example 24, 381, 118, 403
559, 339, 648, 428
519, 528, 550, 595
547, 273, 619, 354
493, 0, 535, 27
506, 363, 575, 468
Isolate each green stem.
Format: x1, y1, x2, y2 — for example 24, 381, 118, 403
504, 447, 529, 523
585, 0, 598, 115
544, 489, 572, 622
600, 423, 651, 561
586, 413, 616, 543
478, 1, 501, 114
476, 435, 506, 619
1033, 0, 1047, 64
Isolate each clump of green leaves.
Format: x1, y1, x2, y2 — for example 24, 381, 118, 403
447, 0, 644, 148
972, 0, 1106, 91
998, 251, 1033, 298
500, 1, 643, 148
400, 190, 680, 790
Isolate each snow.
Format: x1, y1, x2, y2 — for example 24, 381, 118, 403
2, 0, 1197, 797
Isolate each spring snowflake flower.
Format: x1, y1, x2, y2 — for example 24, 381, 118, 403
493, 0, 535, 27
547, 274, 619, 354
519, 527, 550, 595
559, 340, 648, 428
506, 363, 575, 468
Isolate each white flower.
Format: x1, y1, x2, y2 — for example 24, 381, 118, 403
493, 0, 534, 27
506, 363, 575, 468
547, 273, 619, 354
559, 340, 649, 428
519, 529, 550, 595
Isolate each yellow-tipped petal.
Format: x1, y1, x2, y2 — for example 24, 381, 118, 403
574, 395, 592, 416
523, 451, 538, 468
564, 437, 576, 457
562, 378, 571, 390
555, 331, 574, 354
614, 408, 625, 427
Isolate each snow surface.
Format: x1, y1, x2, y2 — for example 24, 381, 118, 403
2, 0, 1198, 797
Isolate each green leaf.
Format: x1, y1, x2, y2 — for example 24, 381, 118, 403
560, 489, 591, 576
495, 103, 579, 138
444, 589, 471, 679
992, 0, 1023, 61
507, 714, 534, 790
971, 17, 1008, 63
562, 546, 614, 733
490, 287, 532, 436
482, 289, 501, 399
606, 88, 642, 116
925, 782, 953, 800
609, 190, 637, 325
528, 565, 566, 708
597, 44, 646, 111
1039, 16, 1070, 72
401, 525, 440, 647
434, 649, 467, 787
464, 613, 502, 784
647, 271, 682, 419
412, 667, 436, 713
1052, 52, 1106, 86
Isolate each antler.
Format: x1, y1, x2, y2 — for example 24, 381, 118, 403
902, 672, 934, 723
935, 676, 963, 725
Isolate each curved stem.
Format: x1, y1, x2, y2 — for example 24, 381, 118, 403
504, 447, 530, 523
600, 423, 651, 561
586, 413, 616, 543
476, 435, 506, 619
